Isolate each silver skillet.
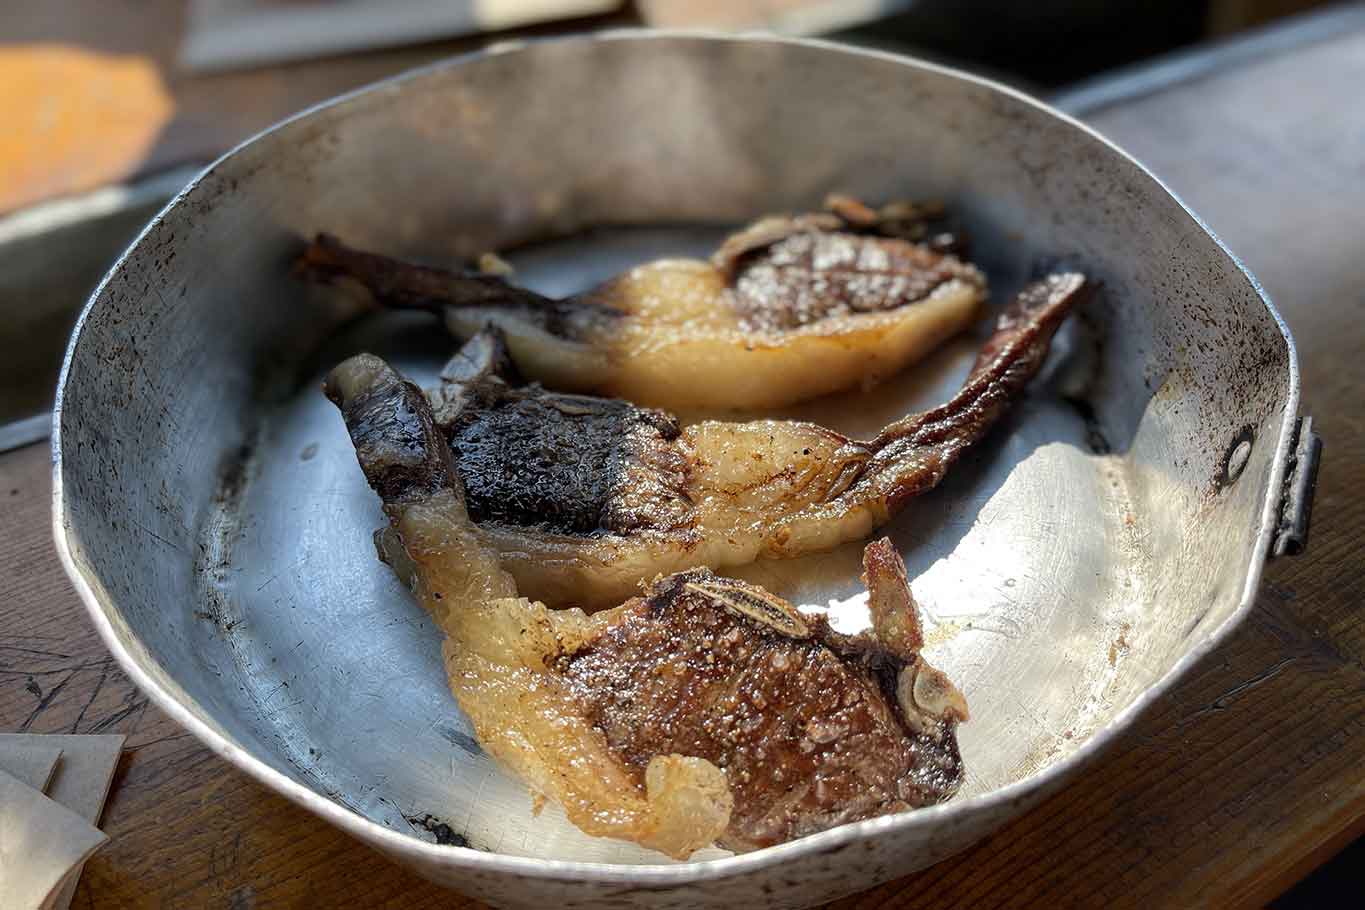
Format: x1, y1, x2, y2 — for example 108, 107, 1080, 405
53, 31, 1309, 909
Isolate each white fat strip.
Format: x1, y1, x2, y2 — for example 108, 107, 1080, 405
797, 592, 873, 635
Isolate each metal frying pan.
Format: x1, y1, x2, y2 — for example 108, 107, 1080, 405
52, 32, 1315, 909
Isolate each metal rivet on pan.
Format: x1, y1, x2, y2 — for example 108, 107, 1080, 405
1228, 440, 1252, 478
1219, 426, 1255, 488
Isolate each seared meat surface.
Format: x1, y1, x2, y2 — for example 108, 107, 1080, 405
559, 553, 965, 851
335, 272, 1087, 609
299, 196, 987, 409
325, 358, 967, 857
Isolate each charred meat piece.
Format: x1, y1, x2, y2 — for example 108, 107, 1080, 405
328, 273, 1087, 609
326, 360, 968, 857
299, 196, 986, 410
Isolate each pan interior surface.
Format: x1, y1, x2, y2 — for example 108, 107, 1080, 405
54, 33, 1293, 883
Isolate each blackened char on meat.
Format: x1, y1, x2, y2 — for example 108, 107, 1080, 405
446, 391, 687, 535
321, 356, 455, 506
301, 232, 618, 343
427, 337, 692, 536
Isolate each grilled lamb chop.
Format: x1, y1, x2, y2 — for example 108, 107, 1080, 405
299, 196, 986, 410
328, 272, 1088, 609
325, 358, 968, 857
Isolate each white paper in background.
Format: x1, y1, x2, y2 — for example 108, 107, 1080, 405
0, 744, 63, 793
179, 0, 622, 72
0, 735, 125, 910
0, 769, 108, 910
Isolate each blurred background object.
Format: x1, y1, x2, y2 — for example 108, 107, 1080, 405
0, 0, 1341, 448
0, 0, 1339, 217
646, 0, 1210, 87
181, 0, 620, 71
0, 46, 173, 214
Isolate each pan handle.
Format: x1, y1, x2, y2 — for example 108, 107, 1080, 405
1272, 415, 1322, 557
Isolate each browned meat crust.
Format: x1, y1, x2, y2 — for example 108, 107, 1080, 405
728, 231, 971, 332
297, 196, 987, 410
327, 272, 1085, 609
559, 553, 965, 850
325, 354, 968, 856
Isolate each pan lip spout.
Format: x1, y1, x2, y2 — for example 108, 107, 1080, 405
50, 29, 1300, 886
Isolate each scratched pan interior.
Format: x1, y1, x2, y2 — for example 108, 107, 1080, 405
53, 32, 1296, 910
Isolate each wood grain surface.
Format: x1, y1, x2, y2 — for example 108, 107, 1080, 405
2, 10, 1363, 910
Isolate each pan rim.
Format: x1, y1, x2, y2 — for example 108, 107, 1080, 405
50, 29, 1300, 884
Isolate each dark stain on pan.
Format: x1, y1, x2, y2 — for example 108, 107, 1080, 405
215, 441, 258, 507
193, 434, 260, 634
1045, 274, 1114, 456
594, 883, 700, 899
436, 724, 483, 757
404, 812, 472, 848
1060, 394, 1113, 455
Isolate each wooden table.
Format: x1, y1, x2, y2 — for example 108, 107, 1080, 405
3, 9, 1363, 909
